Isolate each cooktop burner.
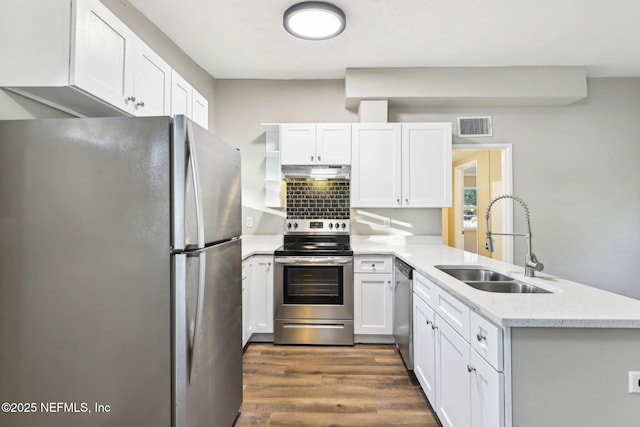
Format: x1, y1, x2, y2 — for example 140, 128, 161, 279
275, 236, 352, 257
276, 219, 352, 257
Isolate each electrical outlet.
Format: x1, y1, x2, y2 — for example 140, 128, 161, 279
629, 371, 640, 393
246, 216, 254, 228
383, 217, 391, 228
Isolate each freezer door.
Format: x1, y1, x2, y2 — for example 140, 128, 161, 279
172, 116, 241, 250
174, 239, 243, 427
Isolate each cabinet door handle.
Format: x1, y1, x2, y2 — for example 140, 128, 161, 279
467, 364, 476, 373
431, 324, 437, 330
135, 101, 145, 108
476, 333, 487, 342
310, 155, 314, 161
396, 198, 401, 204
425, 319, 432, 326
405, 198, 409, 204
126, 96, 136, 102
318, 155, 321, 161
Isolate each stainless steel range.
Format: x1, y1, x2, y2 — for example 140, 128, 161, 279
274, 219, 354, 345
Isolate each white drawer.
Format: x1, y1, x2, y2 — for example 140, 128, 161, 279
433, 286, 470, 342
354, 255, 393, 273
413, 271, 436, 308
470, 311, 503, 371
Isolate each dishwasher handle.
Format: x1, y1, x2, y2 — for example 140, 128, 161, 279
394, 258, 413, 279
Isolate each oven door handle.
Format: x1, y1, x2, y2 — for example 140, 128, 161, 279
274, 256, 353, 265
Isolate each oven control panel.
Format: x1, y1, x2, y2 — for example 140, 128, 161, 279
285, 219, 350, 234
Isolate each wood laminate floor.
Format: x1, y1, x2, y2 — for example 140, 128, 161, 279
235, 343, 439, 427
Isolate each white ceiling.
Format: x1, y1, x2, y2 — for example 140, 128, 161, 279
127, 0, 640, 80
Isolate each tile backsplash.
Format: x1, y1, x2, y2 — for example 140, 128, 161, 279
286, 179, 350, 219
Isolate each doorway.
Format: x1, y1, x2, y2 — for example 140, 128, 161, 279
443, 144, 513, 263
454, 161, 479, 253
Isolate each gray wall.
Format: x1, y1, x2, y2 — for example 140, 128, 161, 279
213, 79, 444, 237
213, 79, 354, 234
391, 78, 640, 299
215, 77, 640, 300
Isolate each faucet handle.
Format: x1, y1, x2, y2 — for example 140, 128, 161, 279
485, 233, 494, 253
526, 253, 544, 272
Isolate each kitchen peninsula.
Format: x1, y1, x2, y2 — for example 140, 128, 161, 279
242, 234, 640, 427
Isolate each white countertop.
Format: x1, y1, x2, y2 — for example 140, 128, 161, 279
241, 234, 640, 328
241, 235, 282, 259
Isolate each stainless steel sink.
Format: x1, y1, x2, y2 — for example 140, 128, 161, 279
464, 281, 550, 294
435, 266, 513, 282
435, 265, 551, 294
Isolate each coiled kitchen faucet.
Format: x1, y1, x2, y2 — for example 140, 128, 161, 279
485, 194, 544, 277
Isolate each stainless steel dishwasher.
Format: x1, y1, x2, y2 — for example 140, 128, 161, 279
393, 258, 413, 370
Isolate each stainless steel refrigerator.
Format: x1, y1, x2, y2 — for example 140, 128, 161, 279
0, 116, 243, 427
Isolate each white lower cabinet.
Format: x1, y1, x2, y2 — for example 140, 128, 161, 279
470, 349, 504, 427
436, 315, 471, 427
413, 294, 437, 403
241, 259, 252, 348
353, 272, 393, 334
242, 255, 274, 346
249, 255, 274, 334
413, 271, 504, 427
354, 255, 394, 335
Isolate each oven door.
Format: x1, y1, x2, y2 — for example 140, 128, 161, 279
274, 256, 353, 320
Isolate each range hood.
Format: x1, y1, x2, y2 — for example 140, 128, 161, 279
281, 165, 350, 180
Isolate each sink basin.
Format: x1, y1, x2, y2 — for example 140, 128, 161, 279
435, 265, 551, 294
435, 266, 514, 282
464, 281, 551, 294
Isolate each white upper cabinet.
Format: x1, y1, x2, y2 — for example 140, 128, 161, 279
402, 123, 452, 207
132, 41, 171, 116
351, 122, 452, 208
191, 88, 209, 129
170, 70, 193, 118
72, 0, 136, 114
351, 123, 402, 207
170, 70, 209, 129
316, 124, 351, 165
280, 124, 316, 164
280, 123, 351, 165
74, 2, 171, 117
0, 0, 204, 122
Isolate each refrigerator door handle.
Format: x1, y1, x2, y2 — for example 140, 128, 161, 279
173, 254, 188, 427
189, 251, 207, 382
186, 121, 205, 248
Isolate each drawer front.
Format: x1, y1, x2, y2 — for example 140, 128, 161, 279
434, 286, 470, 342
470, 311, 503, 371
413, 271, 436, 308
354, 255, 393, 273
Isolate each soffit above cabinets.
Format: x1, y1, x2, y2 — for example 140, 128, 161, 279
345, 67, 588, 109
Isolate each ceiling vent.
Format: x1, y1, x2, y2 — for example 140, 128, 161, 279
457, 116, 492, 137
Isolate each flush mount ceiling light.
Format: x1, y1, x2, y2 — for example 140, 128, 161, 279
283, 2, 346, 40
